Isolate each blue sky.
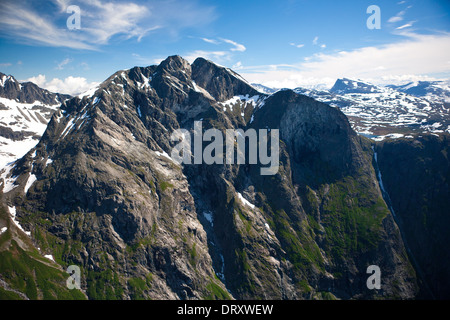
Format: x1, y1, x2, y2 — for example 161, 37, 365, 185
1, 0, 450, 94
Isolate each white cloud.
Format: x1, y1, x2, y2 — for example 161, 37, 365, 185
185, 37, 247, 64
396, 21, 415, 30
184, 50, 229, 64
312, 36, 319, 45
388, 10, 406, 23
221, 38, 246, 52
290, 43, 304, 48
320, 44, 326, 49
232, 61, 243, 70
202, 38, 220, 45
56, 58, 72, 70
0, 0, 215, 50
78, 0, 155, 44
241, 32, 450, 89
25, 74, 99, 95
0, 1, 96, 50
0, 63, 12, 68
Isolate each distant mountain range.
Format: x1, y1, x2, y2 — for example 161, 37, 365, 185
0, 58, 449, 300
292, 78, 450, 139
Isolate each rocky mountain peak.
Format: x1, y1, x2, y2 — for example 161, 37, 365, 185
191, 57, 259, 101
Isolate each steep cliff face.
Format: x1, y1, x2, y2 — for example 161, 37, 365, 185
0, 56, 418, 299
375, 134, 450, 299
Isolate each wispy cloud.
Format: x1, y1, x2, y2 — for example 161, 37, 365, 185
0, 0, 97, 50
290, 43, 304, 48
388, 10, 406, 23
388, 5, 413, 25
56, 58, 72, 70
185, 37, 246, 64
312, 36, 326, 49
184, 50, 229, 64
202, 38, 220, 45
0, 63, 12, 68
396, 21, 415, 30
220, 38, 246, 52
0, 0, 216, 50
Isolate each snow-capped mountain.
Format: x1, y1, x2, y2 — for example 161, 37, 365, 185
0, 72, 70, 168
292, 78, 450, 140
387, 80, 450, 102
330, 78, 384, 95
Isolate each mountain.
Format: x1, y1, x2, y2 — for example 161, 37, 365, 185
0, 72, 70, 168
0, 56, 420, 299
330, 78, 384, 95
387, 81, 450, 102
250, 83, 278, 95
294, 79, 450, 139
2, 56, 445, 300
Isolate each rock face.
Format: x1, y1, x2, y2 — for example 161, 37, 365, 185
375, 135, 450, 299
0, 56, 419, 299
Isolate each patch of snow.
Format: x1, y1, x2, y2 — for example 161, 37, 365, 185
44, 254, 55, 262
219, 95, 262, 112
0, 227, 7, 235
140, 74, 152, 89
24, 173, 37, 194
59, 117, 77, 140
1, 163, 19, 193
8, 206, 31, 236
44, 158, 53, 167
92, 97, 100, 105
78, 85, 99, 98
237, 192, 255, 209
155, 150, 175, 162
